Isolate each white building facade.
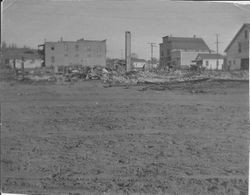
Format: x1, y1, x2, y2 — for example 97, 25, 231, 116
224, 23, 250, 70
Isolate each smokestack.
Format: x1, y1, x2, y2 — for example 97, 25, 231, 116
60, 37, 63, 42
125, 31, 131, 72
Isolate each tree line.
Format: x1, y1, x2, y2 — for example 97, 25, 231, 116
1, 41, 32, 50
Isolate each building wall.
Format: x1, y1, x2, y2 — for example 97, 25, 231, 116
180, 50, 209, 68
160, 48, 209, 69
159, 43, 168, 68
159, 44, 164, 68
171, 50, 181, 67
201, 59, 224, 70
226, 57, 242, 70
159, 40, 172, 68
159, 38, 210, 69
45, 40, 106, 67
226, 25, 250, 70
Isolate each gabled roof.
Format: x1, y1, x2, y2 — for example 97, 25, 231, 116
163, 36, 210, 51
224, 23, 250, 52
196, 53, 224, 60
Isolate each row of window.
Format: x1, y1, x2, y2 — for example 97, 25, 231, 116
50, 54, 102, 63
228, 60, 236, 66
63, 53, 96, 57
50, 45, 100, 52
51, 45, 80, 51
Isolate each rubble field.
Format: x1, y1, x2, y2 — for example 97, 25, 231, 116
0, 76, 249, 194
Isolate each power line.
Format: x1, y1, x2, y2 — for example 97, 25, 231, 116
148, 42, 157, 64
215, 33, 221, 70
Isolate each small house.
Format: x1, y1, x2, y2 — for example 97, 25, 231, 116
132, 59, 147, 70
195, 53, 224, 70
2, 48, 42, 69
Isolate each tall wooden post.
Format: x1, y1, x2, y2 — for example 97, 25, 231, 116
21, 56, 25, 80
13, 59, 17, 76
125, 31, 131, 72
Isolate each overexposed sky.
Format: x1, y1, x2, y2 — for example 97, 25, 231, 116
2, 0, 250, 59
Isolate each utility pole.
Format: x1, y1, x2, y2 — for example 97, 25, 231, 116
215, 34, 220, 70
148, 42, 157, 65
13, 58, 17, 76
21, 56, 25, 80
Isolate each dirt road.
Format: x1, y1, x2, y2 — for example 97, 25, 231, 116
1, 80, 248, 195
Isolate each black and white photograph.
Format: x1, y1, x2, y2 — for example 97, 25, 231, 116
0, 0, 249, 194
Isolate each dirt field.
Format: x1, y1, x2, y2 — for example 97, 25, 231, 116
1, 79, 249, 195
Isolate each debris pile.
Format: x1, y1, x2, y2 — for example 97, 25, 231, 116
202, 70, 249, 81
57, 65, 109, 82
22, 67, 56, 82
103, 70, 211, 86
7, 63, 249, 85
103, 70, 139, 86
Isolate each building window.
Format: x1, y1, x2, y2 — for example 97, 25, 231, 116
64, 44, 69, 51
51, 56, 55, 63
97, 47, 102, 57
5, 59, 10, 64
87, 46, 91, 57
206, 60, 209, 66
75, 45, 79, 51
238, 42, 242, 53
51, 46, 54, 50
245, 30, 248, 39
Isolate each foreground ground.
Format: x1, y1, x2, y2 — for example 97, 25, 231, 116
0, 79, 249, 195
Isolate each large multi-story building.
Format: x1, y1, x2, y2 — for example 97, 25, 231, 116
224, 23, 250, 70
44, 38, 106, 68
159, 36, 211, 69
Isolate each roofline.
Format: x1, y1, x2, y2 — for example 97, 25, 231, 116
45, 40, 106, 44
224, 23, 250, 52
161, 36, 210, 50
162, 36, 202, 39
196, 53, 225, 59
